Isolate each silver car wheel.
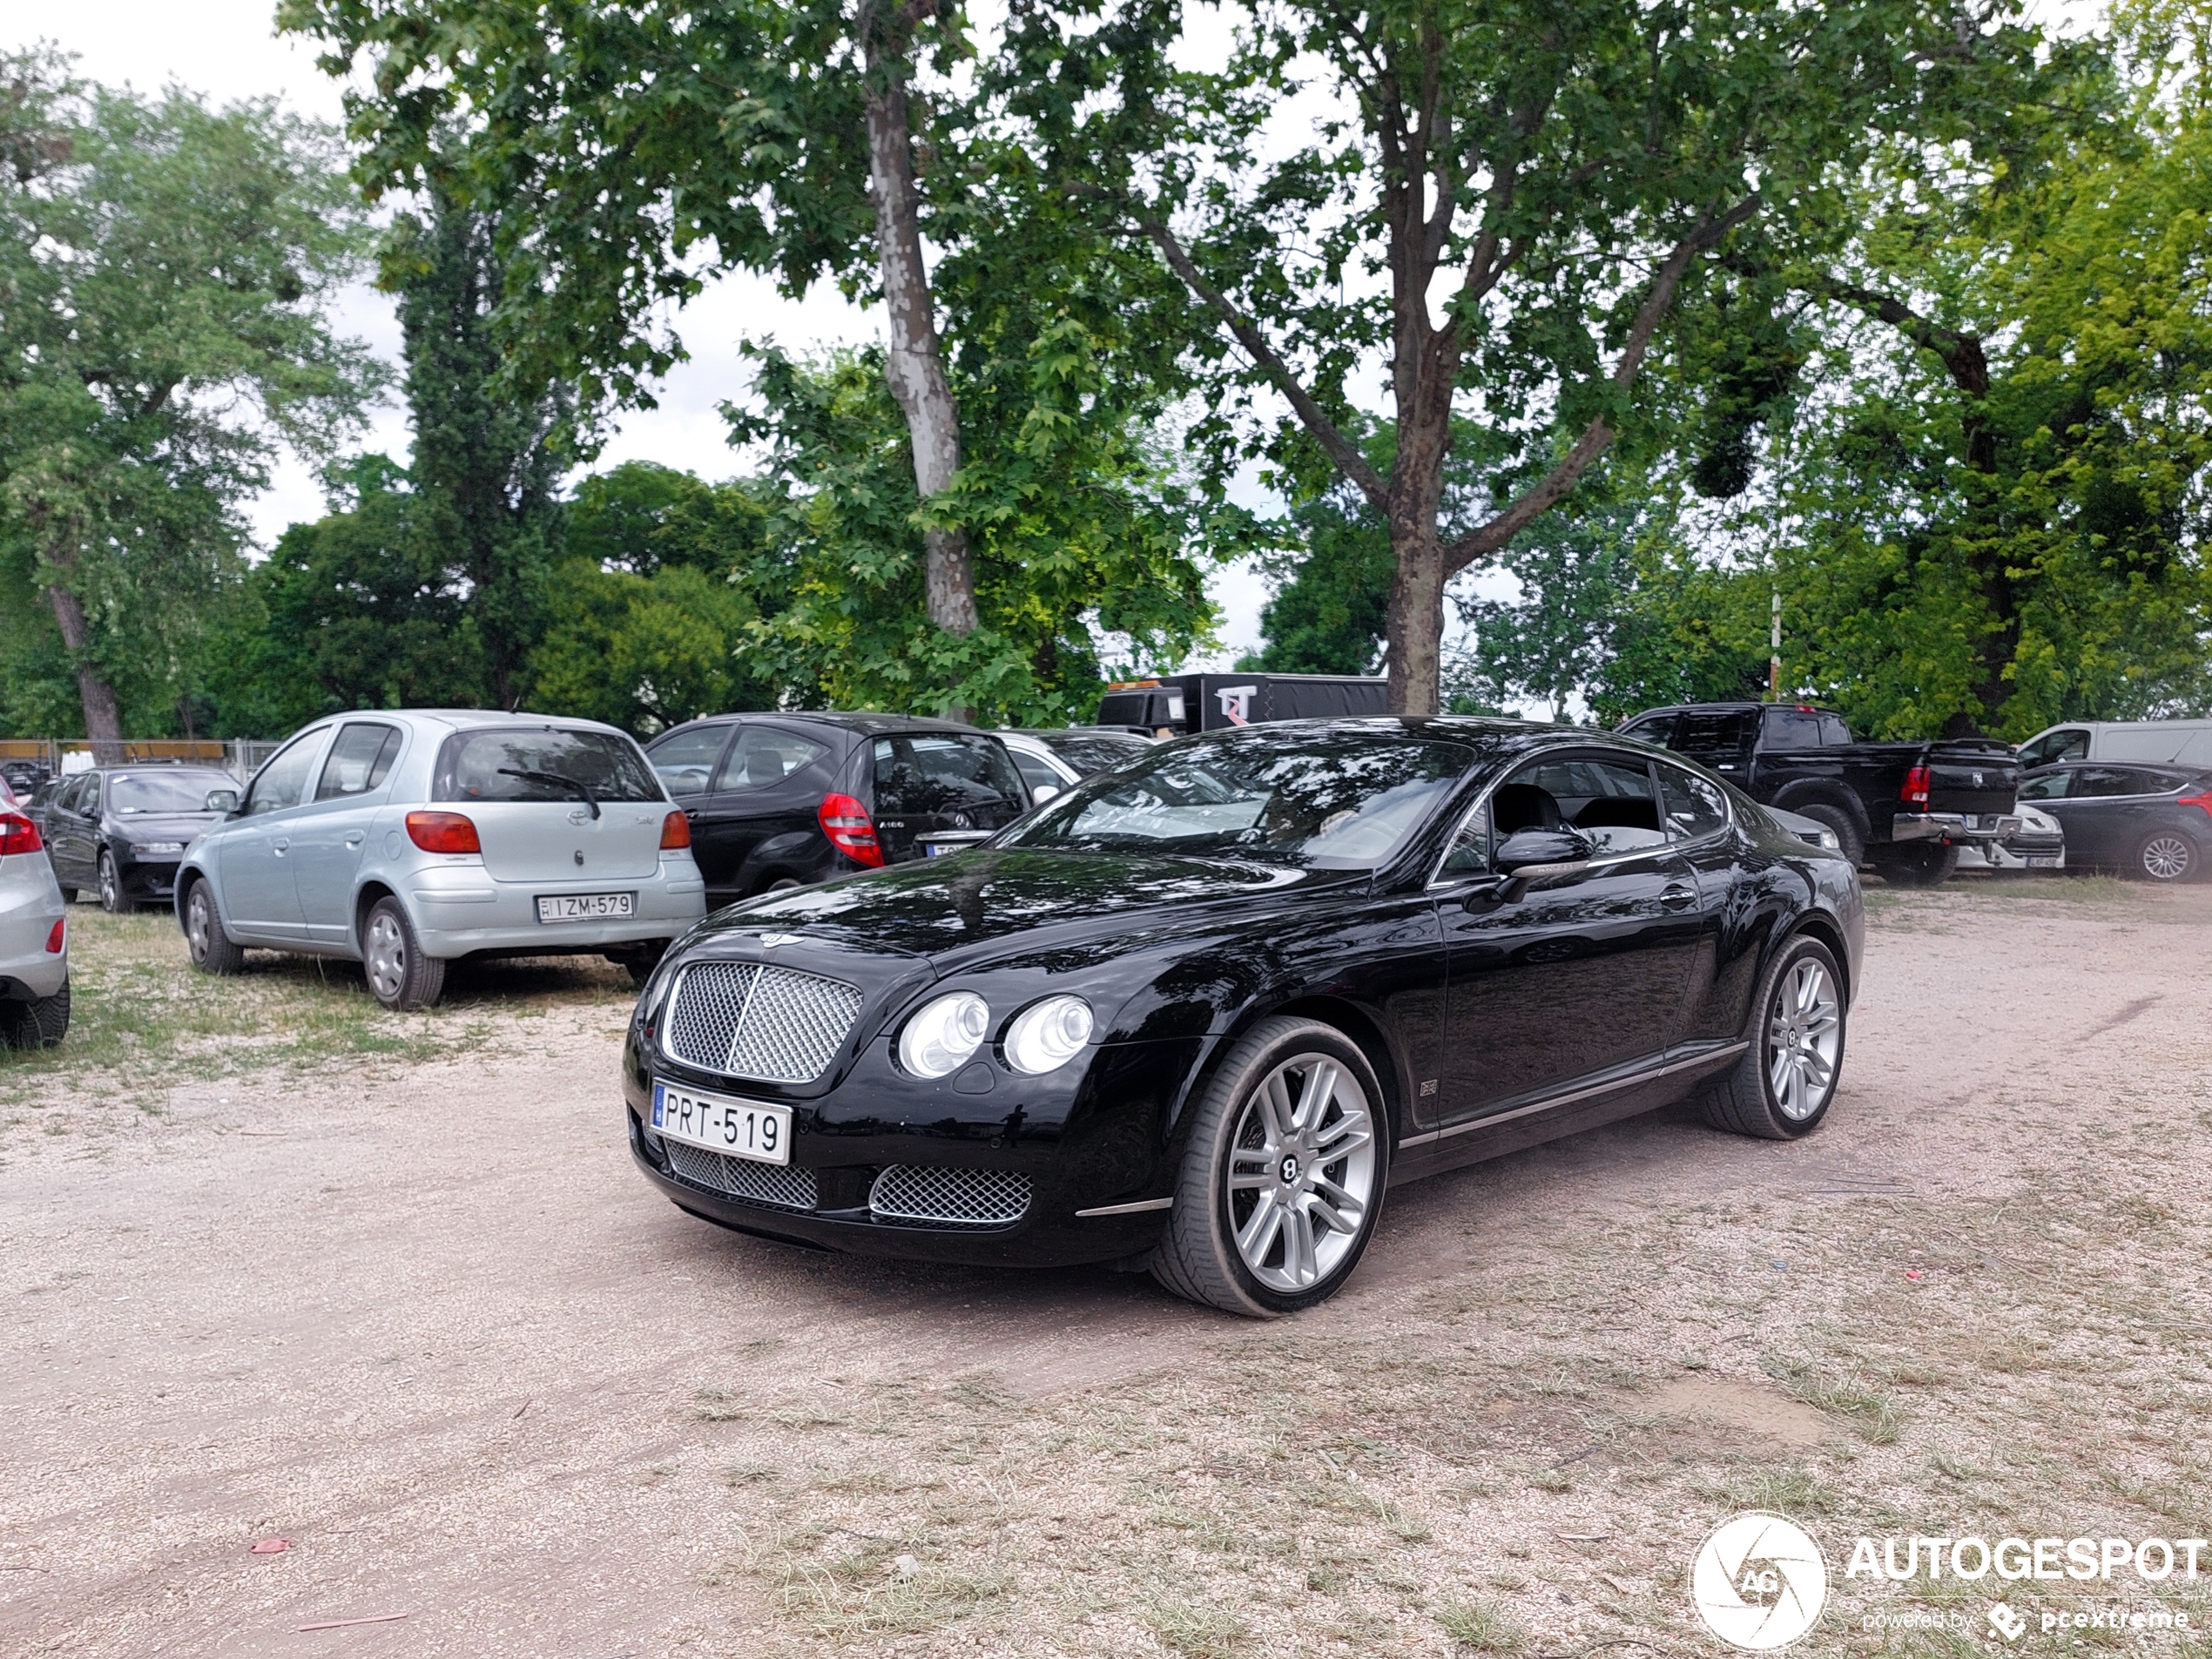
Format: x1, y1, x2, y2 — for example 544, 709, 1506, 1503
365, 911, 408, 1001
1767, 958, 1842, 1121
185, 887, 212, 960
98, 854, 118, 910
1225, 1053, 1378, 1294
2141, 835, 2192, 881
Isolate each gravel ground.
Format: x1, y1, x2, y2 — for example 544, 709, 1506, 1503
3, 876, 2210, 1657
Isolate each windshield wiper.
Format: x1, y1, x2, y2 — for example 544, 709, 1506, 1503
499, 766, 600, 819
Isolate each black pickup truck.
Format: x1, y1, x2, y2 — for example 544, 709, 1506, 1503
1620, 702, 2021, 885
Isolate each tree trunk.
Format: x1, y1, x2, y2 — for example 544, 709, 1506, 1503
45, 579, 125, 763
1383, 523, 1447, 715
860, 5, 978, 651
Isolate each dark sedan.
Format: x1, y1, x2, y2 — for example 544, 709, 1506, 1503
39, 765, 236, 911
2018, 762, 2212, 881
641, 714, 1032, 907
623, 718, 1864, 1316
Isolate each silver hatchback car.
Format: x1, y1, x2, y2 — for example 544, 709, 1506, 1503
175, 711, 707, 1009
1, 800, 69, 1047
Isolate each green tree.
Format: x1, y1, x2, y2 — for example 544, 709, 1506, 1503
388, 179, 568, 709
1010, 0, 2032, 712
0, 52, 377, 749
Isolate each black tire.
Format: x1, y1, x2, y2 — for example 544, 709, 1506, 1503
764, 876, 803, 894
2131, 831, 2198, 884
1796, 803, 1865, 868
1151, 1016, 1391, 1318
98, 851, 128, 913
0, 980, 69, 1049
1700, 934, 1846, 1141
182, 879, 246, 975
1870, 843, 1959, 887
361, 896, 445, 1011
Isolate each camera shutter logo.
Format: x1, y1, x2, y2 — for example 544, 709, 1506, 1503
1689, 1513, 1829, 1650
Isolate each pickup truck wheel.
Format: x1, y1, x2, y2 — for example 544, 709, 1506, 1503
2133, 833, 2197, 883
1699, 935, 1844, 1141
1796, 804, 1864, 867
1870, 844, 1959, 887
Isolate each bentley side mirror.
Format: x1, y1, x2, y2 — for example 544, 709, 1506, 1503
206, 788, 240, 814
1491, 827, 1595, 901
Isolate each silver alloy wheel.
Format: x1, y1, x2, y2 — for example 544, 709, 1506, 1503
185, 887, 212, 961
2141, 835, 2192, 881
1225, 1053, 1378, 1293
1767, 958, 1842, 1121
365, 910, 408, 1001
98, 854, 118, 909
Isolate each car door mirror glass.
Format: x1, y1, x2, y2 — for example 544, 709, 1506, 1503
205, 788, 240, 814
1494, 827, 1593, 873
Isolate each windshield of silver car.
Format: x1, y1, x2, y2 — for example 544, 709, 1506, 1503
1003, 735, 1475, 868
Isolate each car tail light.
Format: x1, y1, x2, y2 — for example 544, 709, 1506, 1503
817, 792, 884, 868
660, 810, 692, 850
2181, 791, 2212, 822
1900, 765, 1931, 808
45, 917, 65, 954
0, 811, 41, 856
405, 811, 482, 854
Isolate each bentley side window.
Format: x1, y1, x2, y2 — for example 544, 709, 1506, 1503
1657, 763, 1730, 841
1438, 805, 1490, 875
1499, 755, 1669, 855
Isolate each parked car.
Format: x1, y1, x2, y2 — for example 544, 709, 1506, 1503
622, 718, 1863, 1316
1956, 803, 2066, 873
995, 729, 1155, 802
35, 764, 238, 912
175, 711, 706, 1010
1619, 702, 2020, 885
0, 803, 69, 1047
641, 714, 1032, 908
2016, 718, 2212, 772
2017, 763, 2212, 881
1, 759, 51, 799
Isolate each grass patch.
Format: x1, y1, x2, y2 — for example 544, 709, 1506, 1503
1142, 1599, 1247, 1657
1438, 1598, 1527, 1654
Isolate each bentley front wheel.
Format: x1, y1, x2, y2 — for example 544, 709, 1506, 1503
1152, 1016, 1389, 1318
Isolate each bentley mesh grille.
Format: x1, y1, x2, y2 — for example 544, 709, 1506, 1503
663, 961, 862, 1083
869, 1165, 1032, 1229
664, 1140, 819, 1212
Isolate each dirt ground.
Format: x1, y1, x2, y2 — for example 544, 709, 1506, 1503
3, 876, 2210, 1658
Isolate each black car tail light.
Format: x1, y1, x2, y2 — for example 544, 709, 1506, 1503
1899, 765, 1931, 807
818, 792, 885, 868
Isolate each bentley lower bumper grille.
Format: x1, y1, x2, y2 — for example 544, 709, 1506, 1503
869, 1165, 1032, 1229
662, 961, 863, 1083
664, 1141, 819, 1212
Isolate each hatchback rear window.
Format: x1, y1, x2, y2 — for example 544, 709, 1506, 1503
873, 734, 1027, 816
432, 728, 664, 805
109, 771, 236, 814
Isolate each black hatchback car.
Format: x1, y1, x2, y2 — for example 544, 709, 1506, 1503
39, 765, 237, 911
642, 715, 1033, 907
2018, 762, 2212, 881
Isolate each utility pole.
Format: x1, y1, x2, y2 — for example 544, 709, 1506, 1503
1769, 588, 1782, 703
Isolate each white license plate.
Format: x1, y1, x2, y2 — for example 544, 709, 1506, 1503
2027, 855, 2060, 868
536, 892, 634, 922
652, 1082, 792, 1164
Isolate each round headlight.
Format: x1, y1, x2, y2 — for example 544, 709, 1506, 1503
1003, 995, 1094, 1075
899, 991, 991, 1078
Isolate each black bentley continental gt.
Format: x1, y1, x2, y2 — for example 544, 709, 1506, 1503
623, 718, 1864, 1316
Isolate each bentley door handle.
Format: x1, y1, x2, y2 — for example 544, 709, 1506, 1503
1660, 884, 1697, 909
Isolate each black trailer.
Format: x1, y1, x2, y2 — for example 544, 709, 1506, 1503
1095, 673, 1389, 737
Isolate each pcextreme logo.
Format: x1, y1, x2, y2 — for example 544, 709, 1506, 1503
1689, 1513, 1831, 1651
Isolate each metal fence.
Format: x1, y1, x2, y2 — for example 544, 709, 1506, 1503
0, 738, 281, 783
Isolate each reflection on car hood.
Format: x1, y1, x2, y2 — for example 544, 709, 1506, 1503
691, 848, 1339, 963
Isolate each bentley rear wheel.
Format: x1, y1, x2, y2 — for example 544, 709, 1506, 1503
1152, 1016, 1389, 1318
1700, 934, 1845, 1140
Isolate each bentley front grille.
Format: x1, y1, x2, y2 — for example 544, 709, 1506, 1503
869, 1165, 1033, 1229
663, 961, 863, 1083
664, 1141, 819, 1212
